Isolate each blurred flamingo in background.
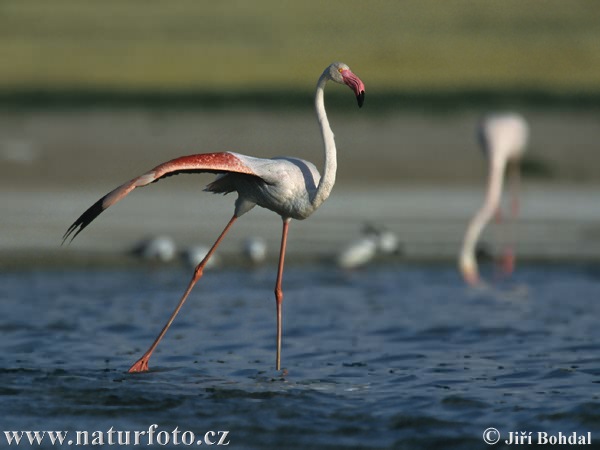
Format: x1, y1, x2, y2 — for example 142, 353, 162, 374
459, 113, 529, 285
63, 62, 365, 372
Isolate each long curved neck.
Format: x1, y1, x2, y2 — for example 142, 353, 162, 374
311, 72, 337, 210
459, 153, 507, 281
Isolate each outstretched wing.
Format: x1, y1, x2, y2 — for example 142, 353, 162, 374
63, 152, 261, 244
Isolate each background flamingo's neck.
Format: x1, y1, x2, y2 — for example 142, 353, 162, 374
459, 154, 507, 281
311, 73, 337, 210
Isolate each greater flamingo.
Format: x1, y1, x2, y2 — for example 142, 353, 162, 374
459, 113, 529, 285
63, 62, 365, 372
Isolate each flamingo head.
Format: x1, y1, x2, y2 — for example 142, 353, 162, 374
459, 255, 480, 286
326, 62, 365, 107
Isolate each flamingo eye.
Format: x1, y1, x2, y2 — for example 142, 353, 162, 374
338, 68, 344, 73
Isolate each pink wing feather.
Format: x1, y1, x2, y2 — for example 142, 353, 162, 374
63, 152, 258, 243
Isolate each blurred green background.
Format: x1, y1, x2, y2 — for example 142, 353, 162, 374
1, 0, 599, 103
1, 0, 599, 189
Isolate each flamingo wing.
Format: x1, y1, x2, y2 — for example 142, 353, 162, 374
63, 152, 263, 243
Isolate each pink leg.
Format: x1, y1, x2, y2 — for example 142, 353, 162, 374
500, 163, 521, 276
274, 219, 290, 371
499, 247, 515, 276
493, 204, 512, 277
494, 206, 503, 224
128, 215, 238, 373
510, 171, 520, 218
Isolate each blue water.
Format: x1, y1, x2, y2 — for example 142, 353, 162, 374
1, 264, 600, 449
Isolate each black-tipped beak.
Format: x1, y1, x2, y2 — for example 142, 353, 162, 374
357, 90, 365, 108
341, 69, 365, 108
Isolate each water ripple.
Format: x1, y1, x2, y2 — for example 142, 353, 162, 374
0, 265, 599, 448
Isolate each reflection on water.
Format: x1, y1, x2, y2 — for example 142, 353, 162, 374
1, 265, 600, 449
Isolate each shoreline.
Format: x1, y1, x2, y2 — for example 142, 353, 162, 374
3, 185, 600, 268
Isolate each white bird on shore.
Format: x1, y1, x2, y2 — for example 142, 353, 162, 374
131, 235, 176, 263
377, 229, 400, 255
181, 245, 219, 269
337, 224, 400, 269
243, 237, 267, 265
459, 112, 529, 285
337, 235, 378, 269
63, 61, 365, 372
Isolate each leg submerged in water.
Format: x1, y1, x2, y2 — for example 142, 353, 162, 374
274, 219, 290, 371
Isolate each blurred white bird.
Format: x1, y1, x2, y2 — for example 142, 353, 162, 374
131, 235, 176, 263
337, 235, 378, 269
337, 224, 400, 269
243, 237, 267, 266
377, 229, 400, 255
181, 245, 219, 269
